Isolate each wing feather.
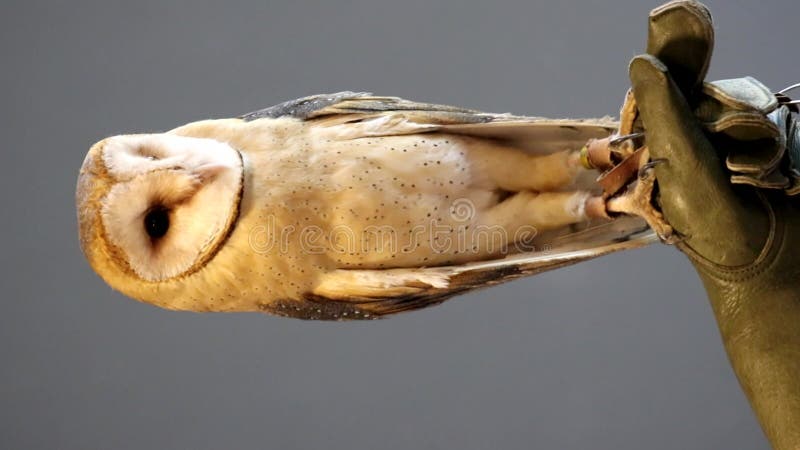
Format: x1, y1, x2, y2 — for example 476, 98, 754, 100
240, 91, 371, 121
242, 91, 617, 156
264, 218, 656, 320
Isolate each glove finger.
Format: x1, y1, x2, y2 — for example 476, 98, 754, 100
647, 0, 714, 96
630, 54, 767, 265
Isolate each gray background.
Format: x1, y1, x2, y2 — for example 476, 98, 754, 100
1, 0, 795, 448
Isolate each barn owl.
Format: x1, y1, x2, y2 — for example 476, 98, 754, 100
77, 92, 655, 320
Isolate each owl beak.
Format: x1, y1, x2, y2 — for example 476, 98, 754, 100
195, 163, 230, 182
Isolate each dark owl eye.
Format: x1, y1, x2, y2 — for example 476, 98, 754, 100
138, 146, 160, 160
144, 207, 170, 239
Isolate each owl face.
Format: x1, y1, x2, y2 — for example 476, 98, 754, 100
77, 133, 244, 287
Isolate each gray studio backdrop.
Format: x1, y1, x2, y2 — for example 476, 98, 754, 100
2, 0, 796, 449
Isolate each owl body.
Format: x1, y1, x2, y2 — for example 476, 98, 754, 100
78, 92, 652, 319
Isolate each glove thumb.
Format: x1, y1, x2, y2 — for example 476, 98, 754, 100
629, 55, 768, 266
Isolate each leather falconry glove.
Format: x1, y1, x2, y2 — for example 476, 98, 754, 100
628, 1, 800, 448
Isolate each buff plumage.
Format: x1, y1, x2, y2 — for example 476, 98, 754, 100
77, 92, 654, 319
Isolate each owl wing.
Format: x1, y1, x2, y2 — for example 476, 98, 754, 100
260, 216, 656, 321
240, 91, 492, 123
240, 91, 618, 155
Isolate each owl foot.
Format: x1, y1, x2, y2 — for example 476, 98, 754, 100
579, 132, 643, 171
585, 196, 610, 220
606, 163, 676, 243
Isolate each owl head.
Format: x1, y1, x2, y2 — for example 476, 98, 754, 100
76, 133, 244, 296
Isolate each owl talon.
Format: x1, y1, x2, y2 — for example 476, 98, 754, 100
638, 158, 667, 179
610, 132, 645, 146
607, 166, 675, 242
